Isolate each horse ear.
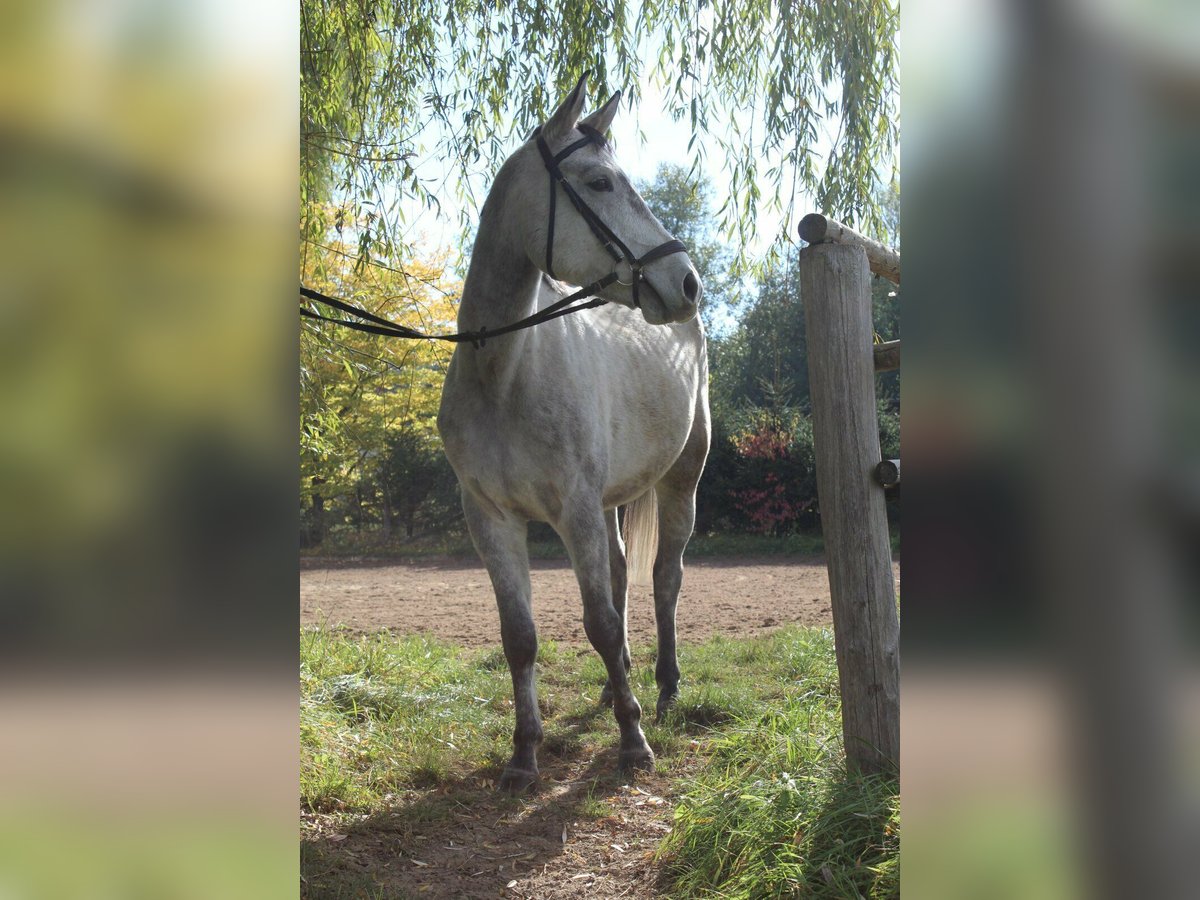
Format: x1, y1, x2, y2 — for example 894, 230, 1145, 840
580, 90, 622, 138
543, 73, 589, 142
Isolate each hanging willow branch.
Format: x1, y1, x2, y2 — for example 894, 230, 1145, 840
301, 0, 898, 263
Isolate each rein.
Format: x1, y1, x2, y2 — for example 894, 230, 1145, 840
300, 279, 613, 349
300, 124, 687, 347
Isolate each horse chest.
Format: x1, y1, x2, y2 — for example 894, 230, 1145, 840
441, 381, 686, 521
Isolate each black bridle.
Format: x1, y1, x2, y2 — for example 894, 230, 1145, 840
299, 125, 689, 347
535, 124, 688, 310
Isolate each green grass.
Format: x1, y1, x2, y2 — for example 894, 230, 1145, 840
300, 629, 515, 813
657, 704, 898, 898
300, 625, 899, 897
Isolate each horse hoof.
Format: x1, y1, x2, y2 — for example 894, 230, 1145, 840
618, 746, 655, 774
497, 766, 539, 794
599, 683, 614, 707
655, 693, 679, 723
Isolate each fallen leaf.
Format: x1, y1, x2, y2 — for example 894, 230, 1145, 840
507, 880, 518, 888
327, 834, 347, 842
561, 824, 568, 844
411, 859, 430, 868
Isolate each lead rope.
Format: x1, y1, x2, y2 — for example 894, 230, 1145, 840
300, 278, 615, 349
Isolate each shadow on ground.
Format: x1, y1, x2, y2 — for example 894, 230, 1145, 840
301, 706, 680, 899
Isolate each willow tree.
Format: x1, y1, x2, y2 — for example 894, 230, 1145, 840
300, 0, 898, 264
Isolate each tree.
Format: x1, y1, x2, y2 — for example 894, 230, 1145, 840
377, 424, 459, 540
715, 181, 898, 413
639, 163, 740, 334
711, 247, 808, 411
300, 233, 460, 545
698, 186, 900, 535
301, 0, 899, 264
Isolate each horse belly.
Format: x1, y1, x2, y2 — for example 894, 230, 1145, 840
602, 381, 696, 507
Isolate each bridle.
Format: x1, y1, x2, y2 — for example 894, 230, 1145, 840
534, 124, 688, 309
299, 124, 691, 348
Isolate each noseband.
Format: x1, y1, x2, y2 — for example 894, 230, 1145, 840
535, 125, 688, 309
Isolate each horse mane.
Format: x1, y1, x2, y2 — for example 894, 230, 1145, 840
525, 123, 609, 148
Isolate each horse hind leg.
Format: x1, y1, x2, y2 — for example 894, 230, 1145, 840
650, 485, 692, 721
558, 501, 653, 773
599, 507, 631, 708
652, 421, 709, 721
462, 493, 542, 793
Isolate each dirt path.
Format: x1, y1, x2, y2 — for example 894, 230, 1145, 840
301, 555, 898, 645
302, 754, 687, 899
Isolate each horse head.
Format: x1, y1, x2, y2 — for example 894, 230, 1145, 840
514, 75, 703, 325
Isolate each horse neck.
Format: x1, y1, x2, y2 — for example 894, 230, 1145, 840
455, 172, 545, 387
457, 169, 542, 334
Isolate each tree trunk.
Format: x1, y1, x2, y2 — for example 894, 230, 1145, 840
310, 476, 325, 546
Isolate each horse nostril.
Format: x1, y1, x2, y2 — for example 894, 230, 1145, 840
682, 270, 700, 305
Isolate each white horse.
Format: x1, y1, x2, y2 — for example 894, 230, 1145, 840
438, 76, 710, 793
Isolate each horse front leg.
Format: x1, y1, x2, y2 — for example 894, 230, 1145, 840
599, 507, 631, 708
462, 494, 542, 793
559, 503, 653, 773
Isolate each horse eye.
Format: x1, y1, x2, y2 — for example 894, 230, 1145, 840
588, 176, 613, 192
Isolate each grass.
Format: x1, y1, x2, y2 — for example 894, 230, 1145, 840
657, 703, 899, 898
300, 629, 515, 813
300, 625, 899, 898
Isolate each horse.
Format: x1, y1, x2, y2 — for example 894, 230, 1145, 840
437, 75, 710, 793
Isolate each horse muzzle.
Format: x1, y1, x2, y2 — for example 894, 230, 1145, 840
636, 260, 702, 325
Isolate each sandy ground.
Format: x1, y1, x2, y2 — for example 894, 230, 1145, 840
300, 555, 901, 645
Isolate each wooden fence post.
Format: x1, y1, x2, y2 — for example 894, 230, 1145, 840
799, 240, 900, 774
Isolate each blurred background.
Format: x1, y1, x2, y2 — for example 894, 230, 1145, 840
903, 0, 1199, 897
0, 0, 296, 897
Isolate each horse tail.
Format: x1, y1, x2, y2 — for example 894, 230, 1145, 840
622, 489, 658, 586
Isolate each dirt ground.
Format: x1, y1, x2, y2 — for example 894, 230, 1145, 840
302, 755, 690, 899
300, 555, 901, 645
301, 554, 901, 898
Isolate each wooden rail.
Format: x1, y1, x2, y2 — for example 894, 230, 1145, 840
874, 340, 900, 372
875, 459, 901, 488
799, 213, 900, 285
